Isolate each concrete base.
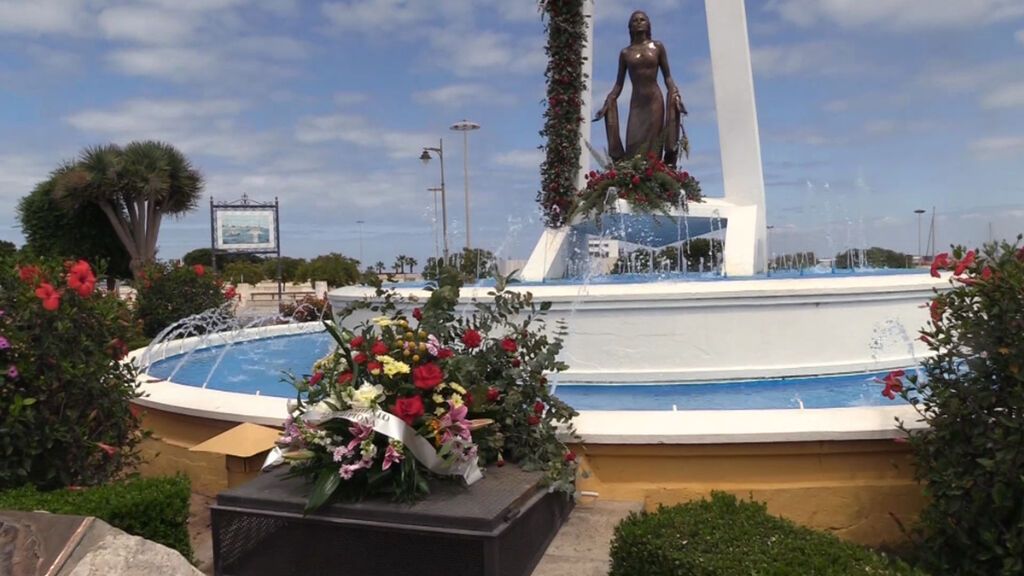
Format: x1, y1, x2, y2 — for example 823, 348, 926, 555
573, 440, 922, 546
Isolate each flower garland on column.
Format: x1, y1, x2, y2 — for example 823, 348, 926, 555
538, 0, 587, 228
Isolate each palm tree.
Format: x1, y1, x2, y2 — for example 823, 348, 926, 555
374, 261, 385, 274
406, 256, 418, 274
392, 256, 405, 274
54, 141, 202, 278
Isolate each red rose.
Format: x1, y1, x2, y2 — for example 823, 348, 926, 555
18, 265, 41, 285
337, 372, 353, 385
464, 392, 473, 407
413, 363, 444, 390
533, 401, 545, 415
309, 372, 324, 387
392, 396, 425, 425
67, 260, 96, 297
486, 387, 501, 402
353, 352, 368, 364
367, 361, 383, 375
631, 175, 640, 185
193, 264, 205, 276
608, 170, 617, 179
412, 308, 422, 321
527, 415, 541, 426
501, 338, 517, 353
930, 253, 950, 278
371, 340, 389, 356
645, 168, 653, 177
350, 335, 365, 348
462, 329, 482, 349
564, 451, 576, 463
35, 282, 61, 311
512, 358, 521, 368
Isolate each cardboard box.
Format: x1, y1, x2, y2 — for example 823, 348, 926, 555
190, 423, 280, 488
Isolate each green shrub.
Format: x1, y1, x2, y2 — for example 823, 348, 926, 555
891, 239, 1024, 575
609, 492, 923, 576
0, 475, 193, 561
134, 261, 230, 337
1, 257, 143, 490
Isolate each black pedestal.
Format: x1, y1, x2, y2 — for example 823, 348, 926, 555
211, 466, 572, 576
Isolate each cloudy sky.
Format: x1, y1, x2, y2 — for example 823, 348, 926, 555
1, 0, 1023, 268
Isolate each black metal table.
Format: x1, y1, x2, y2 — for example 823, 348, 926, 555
211, 466, 572, 576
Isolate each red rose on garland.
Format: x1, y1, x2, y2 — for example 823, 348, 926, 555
413, 363, 444, 390
393, 396, 425, 425
462, 329, 482, 349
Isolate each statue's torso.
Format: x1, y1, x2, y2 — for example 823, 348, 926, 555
624, 41, 661, 95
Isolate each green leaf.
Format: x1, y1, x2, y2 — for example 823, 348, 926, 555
305, 468, 341, 513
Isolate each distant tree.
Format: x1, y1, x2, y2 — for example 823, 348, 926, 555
222, 261, 267, 284
374, 261, 385, 274
682, 238, 723, 271
835, 247, 912, 269
54, 141, 203, 279
422, 257, 443, 280
406, 256, 418, 274
265, 257, 307, 283
0, 240, 15, 258
17, 174, 132, 280
771, 251, 817, 270
182, 248, 214, 267
297, 253, 361, 287
393, 255, 409, 274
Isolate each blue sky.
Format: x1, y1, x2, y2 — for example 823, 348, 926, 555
1, 0, 1023, 268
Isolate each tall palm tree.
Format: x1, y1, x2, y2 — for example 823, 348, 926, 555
54, 141, 202, 278
374, 261, 385, 274
406, 256, 418, 274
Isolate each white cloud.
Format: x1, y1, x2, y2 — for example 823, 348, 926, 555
107, 47, 219, 81
98, 6, 196, 45
768, 0, 1024, 31
321, 0, 439, 32
969, 136, 1024, 156
0, 0, 89, 35
492, 149, 543, 171
751, 42, 843, 78
294, 113, 433, 159
413, 83, 514, 107
0, 154, 53, 206
64, 98, 273, 162
981, 82, 1024, 109
427, 29, 545, 77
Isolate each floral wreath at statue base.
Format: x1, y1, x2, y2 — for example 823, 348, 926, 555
571, 153, 703, 223
266, 271, 581, 512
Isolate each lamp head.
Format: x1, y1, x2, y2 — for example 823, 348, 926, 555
419, 150, 432, 164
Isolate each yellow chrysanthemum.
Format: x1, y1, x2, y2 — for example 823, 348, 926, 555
450, 382, 466, 394
376, 355, 410, 377
371, 316, 394, 327
450, 393, 464, 407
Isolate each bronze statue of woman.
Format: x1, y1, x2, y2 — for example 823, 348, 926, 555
595, 10, 687, 167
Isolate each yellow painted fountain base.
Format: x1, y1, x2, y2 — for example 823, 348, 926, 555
135, 405, 922, 546
571, 440, 923, 546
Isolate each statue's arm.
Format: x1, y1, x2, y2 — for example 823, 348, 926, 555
657, 41, 687, 115
595, 50, 628, 120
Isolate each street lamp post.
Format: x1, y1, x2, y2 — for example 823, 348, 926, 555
355, 220, 365, 264
450, 120, 480, 251
420, 140, 449, 261
914, 209, 926, 263
427, 187, 442, 264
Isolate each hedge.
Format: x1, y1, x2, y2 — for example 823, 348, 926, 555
0, 475, 193, 562
609, 492, 924, 576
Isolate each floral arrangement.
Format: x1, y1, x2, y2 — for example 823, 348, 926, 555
275, 271, 580, 511
572, 153, 703, 222
538, 0, 587, 228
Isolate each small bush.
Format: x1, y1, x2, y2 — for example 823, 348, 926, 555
892, 240, 1024, 575
609, 492, 923, 576
134, 262, 230, 337
0, 475, 193, 561
280, 294, 332, 322
1, 257, 143, 490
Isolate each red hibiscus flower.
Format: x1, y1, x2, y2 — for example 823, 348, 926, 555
527, 415, 541, 426
392, 396, 425, 425
930, 253, 950, 278
309, 372, 324, 387
193, 264, 205, 276
501, 338, 518, 353
18, 265, 41, 284
462, 329, 482, 349
486, 387, 501, 402
880, 370, 904, 400
953, 250, 975, 276
929, 300, 943, 323
350, 335, 365, 348
66, 260, 96, 297
564, 451, 576, 463
371, 340, 389, 356
533, 401, 545, 415
353, 352, 368, 364
412, 308, 422, 321
35, 283, 61, 311
413, 363, 444, 390
337, 372, 353, 385
224, 286, 237, 300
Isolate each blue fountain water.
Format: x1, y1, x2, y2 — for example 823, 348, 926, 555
145, 330, 910, 410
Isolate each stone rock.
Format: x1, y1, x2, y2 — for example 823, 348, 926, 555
67, 531, 202, 576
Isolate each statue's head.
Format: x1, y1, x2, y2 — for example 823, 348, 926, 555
628, 10, 651, 40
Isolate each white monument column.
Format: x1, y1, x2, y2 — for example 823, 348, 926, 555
705, 0, 767, 275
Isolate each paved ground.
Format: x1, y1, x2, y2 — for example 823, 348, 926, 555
188, 493, 639, 576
